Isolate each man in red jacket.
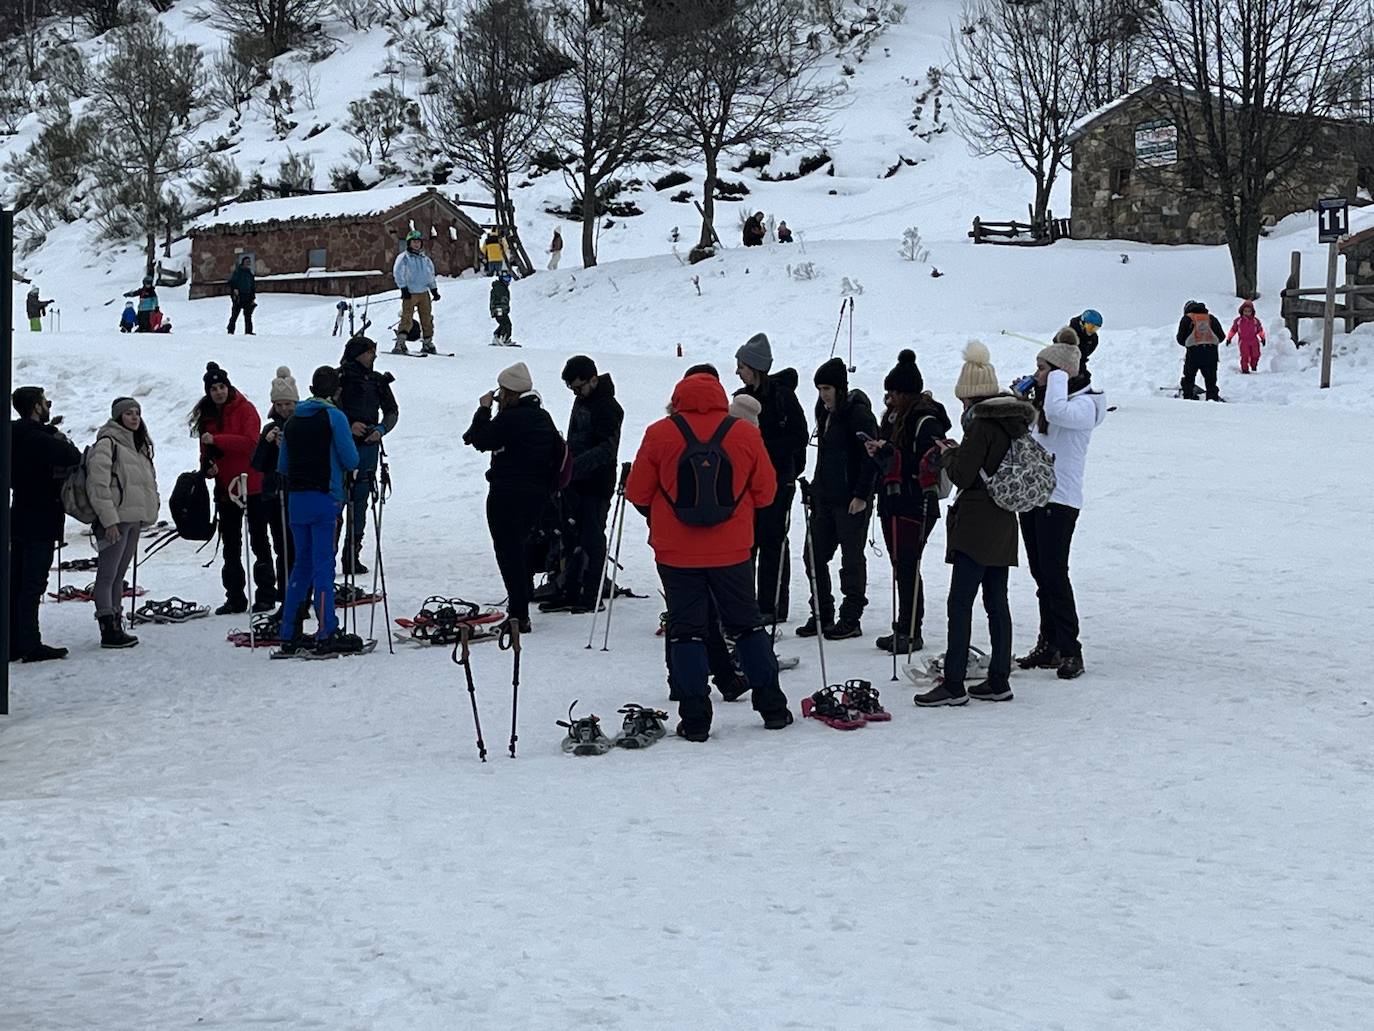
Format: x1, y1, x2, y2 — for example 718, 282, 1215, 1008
626, 372, 793, 740
192, 362, 277, 615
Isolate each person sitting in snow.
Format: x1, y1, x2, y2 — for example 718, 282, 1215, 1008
742, 211, 766, 247
1226, 300, 1266, 375
777, 221, 794, 244
119, 301, 137, 333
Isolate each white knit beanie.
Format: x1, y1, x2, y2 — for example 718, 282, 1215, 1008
953, 340, 1000, 401
728, 394, 762, 426
270, 366, 300, 403
497, 361, 533, 393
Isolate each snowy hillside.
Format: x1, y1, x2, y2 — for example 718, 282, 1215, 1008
5, 2, 1374, 1030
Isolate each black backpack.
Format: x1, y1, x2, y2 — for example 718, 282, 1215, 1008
662, 414, 740, 527
170, 470, 215, 541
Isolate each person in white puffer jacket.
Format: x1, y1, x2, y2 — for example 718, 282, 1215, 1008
1014, 331, 1107, 681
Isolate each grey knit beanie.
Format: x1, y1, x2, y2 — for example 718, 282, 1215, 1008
735, 332, 773, 374
111, 397, 140, 421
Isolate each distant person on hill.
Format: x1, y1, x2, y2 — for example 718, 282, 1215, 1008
391, 229, 439, 356
226, 255, 256, 336
490, 270, 514, 346
483, 229, 509, 276
1066, 308, 1102, 383
124, 276, 158, 332
548, 227, 564, 270
777, 221, 794, 244
1226, 299, 1266, 374
742, 211, 766, 247
26, 286, 52, 331
148, 308, 164, 332
119, 301, 137, 333
1176, 300, 1226, 401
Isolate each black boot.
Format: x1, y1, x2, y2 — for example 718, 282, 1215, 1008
341, 544, 368, 576
99, 614, 139, 649
876, 630, 920, 653
1016, 638, 1061, 670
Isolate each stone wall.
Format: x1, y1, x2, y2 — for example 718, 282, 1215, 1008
1071, 95, 1360, 245
189, 196, 482, 299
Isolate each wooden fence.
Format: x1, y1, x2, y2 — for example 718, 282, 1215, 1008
1280, 249, 1374, 342
969, 209, 1072, 246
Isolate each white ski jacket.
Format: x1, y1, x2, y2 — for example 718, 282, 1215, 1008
1032, 370, 1107, 510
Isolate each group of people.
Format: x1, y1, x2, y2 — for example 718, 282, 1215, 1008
742, 212, 795, 247
1175, 298, 1269, 400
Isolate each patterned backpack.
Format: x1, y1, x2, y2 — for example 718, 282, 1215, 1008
982, 435, 1056, 513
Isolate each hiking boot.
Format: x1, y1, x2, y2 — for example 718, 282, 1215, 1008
968, 679, 1014, 702
517, 617, 533, 635
613, 704, 668, 749
341, 548, 368, 576
215, 598, 248, 616
1016, 638, 1061, 670
251, 597, 276, 614
823, 620, 862, 641
761, 707, 794, 730
316, 628, 365, 655
98, 614, 139, 649
421, 338, 437, 355
876, 630, 920, 653
914, 679, 968, 707
275, 635, 316, 657
21, 643, 69, 663
1057, 655, 1085, 680
675, 721, 710, 743
716, 673, 750, 702
795, 616, 831, 638
537, 596, 576, 613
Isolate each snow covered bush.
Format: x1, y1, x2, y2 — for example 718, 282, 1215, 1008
900, 225, 929, 263
787, 262, 820, 281
277, 152, 316, 193
192, 155, 243, 213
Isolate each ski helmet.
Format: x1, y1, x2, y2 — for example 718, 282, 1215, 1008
1080, 308, 1103, 328
405, 229, 423, 242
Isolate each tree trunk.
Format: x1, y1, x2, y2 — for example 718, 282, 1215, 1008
697, 148, 718, 251
581, 168, 598, 268
1228, 215, 1261, 299
1031, 168, 1052, 229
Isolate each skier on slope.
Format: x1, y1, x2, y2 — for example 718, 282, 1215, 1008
490, 270, 514, 346
391, 229, 439, 355
119, 302, 137, 333
275, 365, 364, 657
336, 336, 399, 576
26, 286, 53, 331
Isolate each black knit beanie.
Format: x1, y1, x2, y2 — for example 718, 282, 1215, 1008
342, 335, 377, 363
814, 356, 848, 393
562, 354, 597, 383
883, 349, 923, 394
203, 362, 231, 390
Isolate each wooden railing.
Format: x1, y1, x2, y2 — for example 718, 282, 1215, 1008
969, 211, 1071, 246
1280, 249, 1374, 341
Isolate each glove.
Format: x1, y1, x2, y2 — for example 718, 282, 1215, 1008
430, 289, 440, 301
400, 288, 411, 299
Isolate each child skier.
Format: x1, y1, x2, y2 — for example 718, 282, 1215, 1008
1226, 300, 1266, 374
123, 276, 158, 332
119, 302, 137, 333
490, 270, 514, 346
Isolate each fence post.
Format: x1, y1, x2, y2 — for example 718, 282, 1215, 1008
971, 216, 982, 244
1284, 250, 1301, 344
1344, 250, 1356, 334
1320, 240, 1338, 389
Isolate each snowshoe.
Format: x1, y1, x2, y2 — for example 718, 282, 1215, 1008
395, 596, 506, 646
841, 679, 891, 722
334, 582, 381, 608
558, 702, 613, 756
800, 685, 866, 730
612, 704, 669, 749
131, 596, 210, 625
903, 646, 991, 685
271, 636, 316, 659
58, 556, 99, 573
49, 585, 89, 603
776, 655, 801, 672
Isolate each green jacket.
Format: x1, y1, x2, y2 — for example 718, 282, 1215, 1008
489, 280, 510, 315
228, 265, 255, 298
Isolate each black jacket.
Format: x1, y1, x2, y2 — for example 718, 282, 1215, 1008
10, 418, 82, 542
463, 395, 562, 492
942, 395, 1034, 568
1068, 316, 1099, 382
566, 374, 623, 497
337, 359, 399, 433
250, 413, 288, 500
26, 295, 51, 319
735, 368, 808, 485
873, 396, 952, 522
1176, 306, 1225, 347
811, 389, 879, 506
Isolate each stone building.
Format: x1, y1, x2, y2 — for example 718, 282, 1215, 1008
1067, 81, 1362, 245
187, 187, 484, 300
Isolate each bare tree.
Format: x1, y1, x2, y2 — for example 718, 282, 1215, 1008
192, 154, 243, 213
652, 0, 833, 255
545, 0, 678, 267
88, 20, 209, 275
211, 0, 326, 59
4, 0, 51, 79
1070, 0, 1153, 108
59, 0, 135, 36
946, 0, 1087, 227
423, 0, 561, 234
205, 47, 261, 119
1143, 0, 1364, 297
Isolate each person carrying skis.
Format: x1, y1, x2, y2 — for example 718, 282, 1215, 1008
1227, 299, 1266, 374
626, 371, 793, 741
734, 332, 808, 624
863, 349, 952, 654
462, 362, 563, 634
540, 355, 623, 613
391, 229, 439, 355
8, 386, 81, 662
797, 356, 878, 642
490, 270, 514, 346
124, 276, 158, 332
251, 367, 300, 624
190, 362, 277, 614
548, 227, 564, 270
336, 336, 399, 576
1014, 337, 1107, 681
226, 255, 256, 335
1176, 300, 1226, 401
275, 365, 363, 657
915, 341, 1032, 707
1066, 308, 1102, 383
119, 301, 137, 333
26, 286, 53, 331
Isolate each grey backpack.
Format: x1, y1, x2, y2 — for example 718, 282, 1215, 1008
61, 440, 119, 526
982, 435, 1055, 513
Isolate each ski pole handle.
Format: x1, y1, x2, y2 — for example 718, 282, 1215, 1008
617, 461, 631, 490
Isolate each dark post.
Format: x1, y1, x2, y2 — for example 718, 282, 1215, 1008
2, 207, 14, 716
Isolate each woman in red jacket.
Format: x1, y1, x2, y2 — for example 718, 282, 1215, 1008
190, 362, 277, 615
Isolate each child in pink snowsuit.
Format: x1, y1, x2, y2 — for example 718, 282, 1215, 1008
1227, 300, 1265, 373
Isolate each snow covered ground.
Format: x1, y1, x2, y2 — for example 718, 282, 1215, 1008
6, 3, 1374, 1028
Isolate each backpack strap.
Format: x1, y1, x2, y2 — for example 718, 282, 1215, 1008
705, 415, 737, 448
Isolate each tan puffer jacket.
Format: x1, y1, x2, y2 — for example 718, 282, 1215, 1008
88, 419, 160, 528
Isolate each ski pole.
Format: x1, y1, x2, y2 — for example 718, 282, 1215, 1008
847, 297, 856, 373
599, 467, 633, 652
452, 625, 487, 762
827, 299, 847, 359
771, 499, 793, 645
797, 478, 828, 692
232, 474, 254, 649
889, 515, 898, 683
587, 463, 630, 649
342, 472, 356, 637
501, 619, 521, 758
999, 329, 1043, 345
368, 487, 393, 654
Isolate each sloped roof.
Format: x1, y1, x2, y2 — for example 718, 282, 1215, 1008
188, 186, 482, 234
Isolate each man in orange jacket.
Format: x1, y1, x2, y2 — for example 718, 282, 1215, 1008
626, 372, 794, 741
